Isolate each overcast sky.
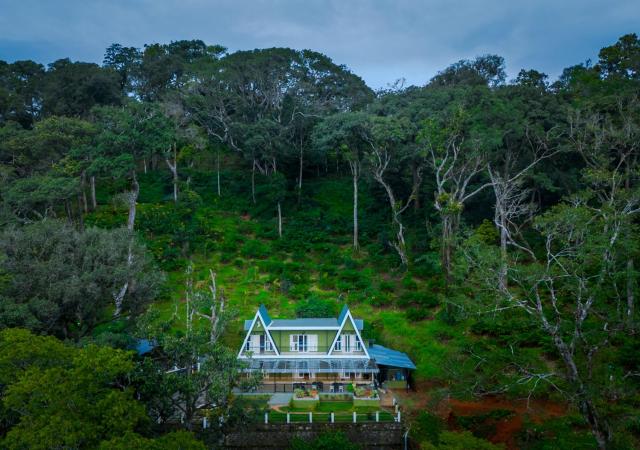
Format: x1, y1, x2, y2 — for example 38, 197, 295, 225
0, 0, 638, 89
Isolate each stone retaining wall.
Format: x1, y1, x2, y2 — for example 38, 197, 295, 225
223, 422, 404, 449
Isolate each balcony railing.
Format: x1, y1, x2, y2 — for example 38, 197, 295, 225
244, 344, 366, 355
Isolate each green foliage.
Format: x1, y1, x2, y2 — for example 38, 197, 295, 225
421, 431, 503, 450
0, 329, 147, 450
517, 415, 598, 450
411, 411, 445, 445
295, 295, 337, 318
475, 219, 499, 245
0, 220, 162, 339
98, 431, 206, 450
290, 432, 360, 450
241, 239, 272, 259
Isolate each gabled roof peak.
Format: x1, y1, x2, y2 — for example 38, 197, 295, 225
338, 304, 350, 323
258, 304, 272, 326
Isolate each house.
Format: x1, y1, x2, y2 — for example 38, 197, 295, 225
238, 304, 416, 392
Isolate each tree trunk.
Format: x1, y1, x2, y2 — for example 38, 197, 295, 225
499, 214, 508, 291
277, 202, 282, 238
77, 193, 85, 232
412, 161, 421, 211
165, 144, 178, 203
90, 176, 97, 210
392, 217, 409, 266
113, 243, 133, 317
441, 215, 454, 291
143, 158, 147, 174
353, 169, 359, 251
80, 171, 88, 213
65, 200, 73, 223
298, 144, 303, 204
251, 160, 257, 204
127, 175, 139, 232
550, 333, 610, 449
216, 147, 221, 197
628, 258, 635, 332
373, 170, 410, 266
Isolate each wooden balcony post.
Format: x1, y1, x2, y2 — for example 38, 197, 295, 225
375, 411, 379, 422
309, 412, 312, 423
287, 413, 290, 424
353, 411, 357, 423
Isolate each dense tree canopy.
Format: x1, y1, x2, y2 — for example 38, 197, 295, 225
0, 33, 639, 449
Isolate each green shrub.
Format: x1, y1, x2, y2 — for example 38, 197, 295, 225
397, 291, 439, 308
369, 293, 392, 307
339, 269, 372, 290
295, 295, 336, 318
240, 239, 271, 259
402, 274, 418, 290
406, 307, 430, 321
378, 280, 395, 292
290, 432, 360, 450
411, 411, 444, 445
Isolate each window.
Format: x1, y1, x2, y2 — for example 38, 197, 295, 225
290, 334, 307, 352
340, 334, 362, 353
289, 334, 317, 352
334, 335, 342, 351
264, 338, 273, 352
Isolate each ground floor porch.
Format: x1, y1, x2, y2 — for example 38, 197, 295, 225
239, 357, 379, 393
244, 374, 375, 393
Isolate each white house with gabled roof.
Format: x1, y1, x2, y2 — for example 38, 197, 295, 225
238, 304, 416, 392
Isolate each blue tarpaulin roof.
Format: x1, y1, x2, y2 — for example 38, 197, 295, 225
134, 339, 156, 356
368, 344, 416, 370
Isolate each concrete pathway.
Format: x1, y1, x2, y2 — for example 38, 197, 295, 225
268, 393, 292, 407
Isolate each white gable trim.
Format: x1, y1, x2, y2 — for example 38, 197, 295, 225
238, 310, 280, 358
328, 308, 369, 358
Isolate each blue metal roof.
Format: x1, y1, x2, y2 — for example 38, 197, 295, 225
270, 318, 340, 328
368, 344, 416, 370
258, 304, 272, 326
338, 304, 349, 323
244, 318, 363, 330
244, 304, 364, 331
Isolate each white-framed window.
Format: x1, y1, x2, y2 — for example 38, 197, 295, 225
334, 335, 342, 351
264, 337, 273, 352
289, 334, 318, 352
354, 335, 362, 351
337, 334, 363, 353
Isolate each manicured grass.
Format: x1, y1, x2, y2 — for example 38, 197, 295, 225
315, 401, 353, 412
234, 395, 270, 409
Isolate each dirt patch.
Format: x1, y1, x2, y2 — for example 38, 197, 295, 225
392, 387, 566, 450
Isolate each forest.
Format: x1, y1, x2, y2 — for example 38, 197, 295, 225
0, 33, 639, 449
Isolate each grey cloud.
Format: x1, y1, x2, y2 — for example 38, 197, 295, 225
0, 0, 637, 88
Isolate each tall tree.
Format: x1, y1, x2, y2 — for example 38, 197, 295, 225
0, 221, 162, 339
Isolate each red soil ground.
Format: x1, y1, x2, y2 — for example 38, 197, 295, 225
392, 383, 566, 449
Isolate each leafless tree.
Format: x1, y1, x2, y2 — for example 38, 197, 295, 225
488, 128, 560, 289
164, 142, 179, 203
421, 114, 491, 287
